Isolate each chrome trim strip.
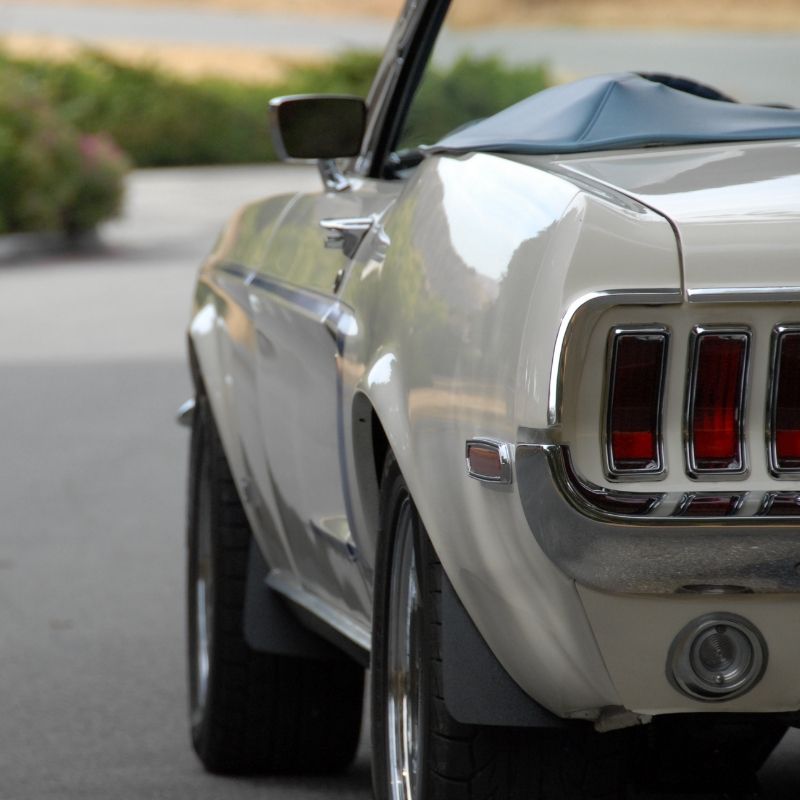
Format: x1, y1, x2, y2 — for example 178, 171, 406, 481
767, 324, 800, 479
547, 288, 682, 426
758, 492, 800, 517
684, 325, 751, 481
689, 287, 800, 304
603, 325, 670, 482
246, 270, 338, 321
515, 444, 800, 594
465, 437, 513, 485
527, 444, 800, 525
265, 570, 371, 652
672, 492, 746, 518
309, 518, 360, 562
176, 397, 196, 428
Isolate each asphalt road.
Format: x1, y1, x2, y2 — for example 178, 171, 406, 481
4, 2, 800, 105
3, 164, 800, 799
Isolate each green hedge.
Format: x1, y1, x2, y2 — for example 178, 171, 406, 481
0, 50, 382, 167
0, 49, 549, 168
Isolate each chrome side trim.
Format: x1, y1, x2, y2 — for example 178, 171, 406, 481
320, 215, 375, 258
176, 398, 196, 428
767, 324, 800, 479
265, 570, 371, 652
689, 287, 800, 304
603, 325, 670, 482
547, 288, 682, 426
318, 158, 351, 193
309, 516, 360, 562
684, 325, 751, 480
465, 437, 513, 485
515, 444, 800, 594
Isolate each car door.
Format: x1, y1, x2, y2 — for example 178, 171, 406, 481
247, 178, 399, 623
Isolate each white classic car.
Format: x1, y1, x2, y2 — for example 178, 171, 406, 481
181, 1, 800, 797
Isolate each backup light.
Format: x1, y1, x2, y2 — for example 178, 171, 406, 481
686, 328, 749, 477
605, 327, 669, 478
668, 613, 767, 701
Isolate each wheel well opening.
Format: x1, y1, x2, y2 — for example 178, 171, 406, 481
352, 393, 391, 547
371, 411, 390, 489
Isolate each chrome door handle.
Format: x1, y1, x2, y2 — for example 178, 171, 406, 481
320, 216, 374, 258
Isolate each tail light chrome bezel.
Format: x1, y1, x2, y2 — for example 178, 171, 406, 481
603, 325, 670, 482
684, 325, 751, 481
767, 324, 800, 479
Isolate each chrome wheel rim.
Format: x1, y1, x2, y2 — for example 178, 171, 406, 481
387, 497, 423, 800
190, 466, 214, 724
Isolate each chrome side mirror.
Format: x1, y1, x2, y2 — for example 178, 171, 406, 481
269, 95, 366, 192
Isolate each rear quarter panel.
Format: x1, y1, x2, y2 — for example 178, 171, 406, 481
339, 152, 681, 714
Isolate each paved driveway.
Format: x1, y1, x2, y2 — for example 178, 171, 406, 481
2, 165, 800, 799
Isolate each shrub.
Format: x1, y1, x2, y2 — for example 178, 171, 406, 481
0, 49, 548, 168
0, 71, 129, 235
65, 133, 130, 234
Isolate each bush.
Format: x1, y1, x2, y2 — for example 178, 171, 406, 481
0, 49, 549, 168
0, 49, 384, 168
0, 73, 129, 234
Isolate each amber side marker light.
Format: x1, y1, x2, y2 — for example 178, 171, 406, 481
770, 327, 800, 474
686, 328, 749, 477
605, 328, 669, 479
465, 439, 512, 485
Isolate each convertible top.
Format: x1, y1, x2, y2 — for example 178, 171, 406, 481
426, 73, 800, 156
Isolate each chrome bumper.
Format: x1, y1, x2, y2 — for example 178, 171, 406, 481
516, 444, 800, 594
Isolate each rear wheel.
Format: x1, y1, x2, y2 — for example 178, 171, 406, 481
187, 395, 365, 774
370, 452, 633, 800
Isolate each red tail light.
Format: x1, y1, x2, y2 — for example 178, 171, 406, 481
770, 326, 800, 474
606, 327, 668, 477
686, 328, 749, 476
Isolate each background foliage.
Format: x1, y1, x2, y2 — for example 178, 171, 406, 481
0, 47, 548, 232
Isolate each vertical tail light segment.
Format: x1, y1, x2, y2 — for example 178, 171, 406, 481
768, 325, 800, 476
685, 327, 750, 478
605, 326, 669, 479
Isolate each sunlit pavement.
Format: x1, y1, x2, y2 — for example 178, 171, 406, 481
1, 165, 800, 799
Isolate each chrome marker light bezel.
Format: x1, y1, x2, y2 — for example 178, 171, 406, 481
465, 438, 513, 485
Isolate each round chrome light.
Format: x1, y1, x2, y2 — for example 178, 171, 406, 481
668, 613, 767, 701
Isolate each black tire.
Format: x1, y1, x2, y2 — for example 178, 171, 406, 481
187, 394, 365, 775
371, 452, 633, 800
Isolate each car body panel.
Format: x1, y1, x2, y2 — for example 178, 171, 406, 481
579, 586, 800, 715
550, 140, 800, 296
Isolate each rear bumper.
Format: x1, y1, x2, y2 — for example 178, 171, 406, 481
516, 444, 800, 595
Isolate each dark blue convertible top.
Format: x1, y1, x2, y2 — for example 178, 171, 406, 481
426, 73, 800, 156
